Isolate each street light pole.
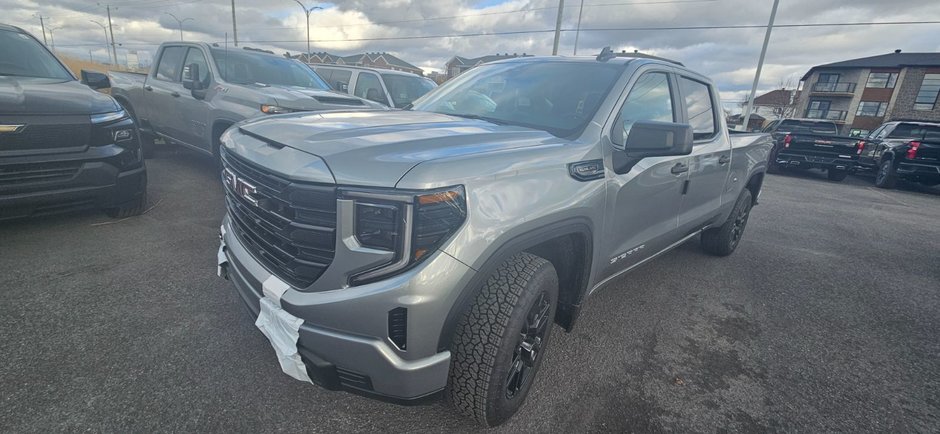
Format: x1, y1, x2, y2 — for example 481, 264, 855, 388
47, 26, 60, 50
552, 0, 564, 55
105, 4, 118, 68
740, 0, 780, 131
231, 0, 238, 46
164, 12, 193, 41
90, 20, 113, 65
292, 1, 322, 58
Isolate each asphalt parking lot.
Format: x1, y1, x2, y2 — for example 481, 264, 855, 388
1, 147, 938, 433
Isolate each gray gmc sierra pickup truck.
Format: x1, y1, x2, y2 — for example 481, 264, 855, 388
216, 49, 773, 426
106, 42, 382, 160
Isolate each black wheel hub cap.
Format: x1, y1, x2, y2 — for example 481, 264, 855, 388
878, 163, 890, 183
730, 203, 751, 248
506, 291, 551, 399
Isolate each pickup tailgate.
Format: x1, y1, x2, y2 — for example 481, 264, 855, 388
908, 140, 940, 164
784, 133, 858, 157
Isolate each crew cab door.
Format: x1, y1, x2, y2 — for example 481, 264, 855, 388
675, 75, 731, 232
176, 47, 213, 152
147, 45, 188, 143
600, 69, 688, 279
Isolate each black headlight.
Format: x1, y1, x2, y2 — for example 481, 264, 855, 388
344, 186, 466, 285
90, 109, 141, 165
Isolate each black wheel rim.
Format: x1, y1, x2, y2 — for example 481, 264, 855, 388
877, 163, 890, 184
729, 202, 751, 249
506, 290, 551, 399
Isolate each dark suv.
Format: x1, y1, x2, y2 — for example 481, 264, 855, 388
0, 24, 146, 220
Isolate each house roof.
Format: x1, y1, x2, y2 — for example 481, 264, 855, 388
447, 53, 532, 68
754, 89, 800, 106
341, 52, 420, 71
801, 51, 940, 80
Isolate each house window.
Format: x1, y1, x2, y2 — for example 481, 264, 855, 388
914, 73, 940, 110
818, 73, 840, 83
865, 72, 898, 88
855, 101, 887, 117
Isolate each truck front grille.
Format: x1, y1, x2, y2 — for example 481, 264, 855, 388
0, 161, 83, 188
0, 121, 91, 156
221, 149, 336, 288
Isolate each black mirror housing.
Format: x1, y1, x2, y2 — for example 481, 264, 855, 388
81, 70, 111, 90
182, 63, 201, 90
613, 120, 694, 174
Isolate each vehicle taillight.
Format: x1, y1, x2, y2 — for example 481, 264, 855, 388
856, 140, 865, 155
907, 141, 920, 159
783, 134, 792, 148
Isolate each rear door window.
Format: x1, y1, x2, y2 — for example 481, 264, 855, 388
155, 46, 187, 82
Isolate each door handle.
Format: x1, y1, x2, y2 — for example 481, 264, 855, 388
718, 155, 731, 165
144, 85, 153, 91
170, 91, 181, 97
671, 162, 689, 175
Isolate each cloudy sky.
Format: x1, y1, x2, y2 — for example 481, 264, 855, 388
6, 0, 940, 107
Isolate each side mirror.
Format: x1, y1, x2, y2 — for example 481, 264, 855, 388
336, 81, 349, 93
182, 63, 201, 90
81, 70, 111, 90
613, 120, 694, 174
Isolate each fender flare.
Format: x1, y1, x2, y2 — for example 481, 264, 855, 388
436, 217, 594, 352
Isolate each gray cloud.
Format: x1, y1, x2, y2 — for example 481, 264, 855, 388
5, 0, 940, 105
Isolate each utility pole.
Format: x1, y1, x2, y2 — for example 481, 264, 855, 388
293, 1, 323, 57
91, 20, 113, 65
552, 0, 564, 55
164, 12, 193, 41
34, 14, 49, 45
105, 4, 118, 67
89, 49, 94, 62
231, 0, 238, 46
740, 0, 780, 131
573, 0, 585, 55
47, 26, 60, 51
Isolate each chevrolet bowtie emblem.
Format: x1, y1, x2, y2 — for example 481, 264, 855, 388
0, 124, 25, 134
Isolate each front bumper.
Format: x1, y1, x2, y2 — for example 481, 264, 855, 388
0, 145, 146, 220
218, 214, 477, 403
775, 151, 859, 172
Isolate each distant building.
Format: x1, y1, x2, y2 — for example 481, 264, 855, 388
727, 113, 766, 131
444, 53, 532, 79
298, 51, 423, 76
795, 50, 940, 136
751, 88, 800, 121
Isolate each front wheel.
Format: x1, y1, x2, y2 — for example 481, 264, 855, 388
447, 252, 558, 427
874, 160, 897, 189
701, 189, 753, 257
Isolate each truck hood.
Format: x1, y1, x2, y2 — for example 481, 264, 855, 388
237, 110, 558, 186
262, 85, 384, 110
0, 76, 119, 115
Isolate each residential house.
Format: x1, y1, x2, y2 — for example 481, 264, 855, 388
300, 51, 423, 75
751, 88, 800, 121
795, 50, 940, 137
444, 53, 531, 79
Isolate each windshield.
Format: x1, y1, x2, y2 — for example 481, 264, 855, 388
776, 120, 837, 134
210, 48, 329, 89
888, 123, 940, 141
382, 74, 436, 108
411, 61, 623, 137
0, 29, 73, 80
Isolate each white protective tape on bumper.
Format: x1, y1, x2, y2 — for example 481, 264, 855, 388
255, 275, 312, 383
217, 225, 228, 277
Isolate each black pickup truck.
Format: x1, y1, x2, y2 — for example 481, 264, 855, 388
857, 121, 940, 189
763, 118, 861, 181
0, 24, 146, 220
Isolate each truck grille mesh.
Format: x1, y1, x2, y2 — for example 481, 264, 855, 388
221, 149, 336, 288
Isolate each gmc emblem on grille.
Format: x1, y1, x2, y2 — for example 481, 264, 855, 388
223, 168, 259, 207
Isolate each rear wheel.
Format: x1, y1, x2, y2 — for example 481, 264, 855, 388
827, 169, 848, 182
874, 159, 897, 189
447, 252, 558, 427
701, 189, 752, 257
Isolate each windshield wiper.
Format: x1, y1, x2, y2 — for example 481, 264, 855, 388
447, 113, 510, 126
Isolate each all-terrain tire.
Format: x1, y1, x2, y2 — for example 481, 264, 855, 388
446, 252, 559, 427
701, 189, 752, 257
874, 159, 898, 189
106, 191, 147, 218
